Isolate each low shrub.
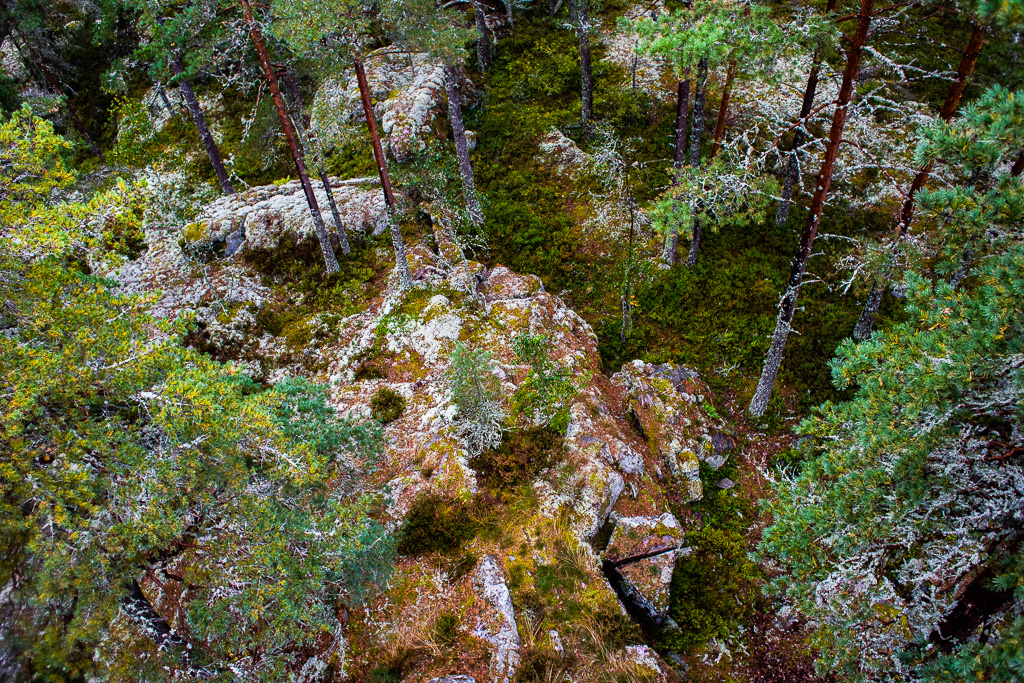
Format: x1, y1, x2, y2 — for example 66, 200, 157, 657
666, 526, 759, 652
396, 494, 478, 556
469, 427, 564, 495
370, 386, 406, 424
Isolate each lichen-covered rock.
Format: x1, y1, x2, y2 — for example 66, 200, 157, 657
605, 513, 682, 613
612, 360, 729, 502
198, 177, 388, 251
537, 129, 590, 176
623, 644, 672, 681
472, 556, 521, 683
311, 52, 475, 160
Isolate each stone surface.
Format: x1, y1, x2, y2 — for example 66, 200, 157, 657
311, 52, 475, 160
611, 361, 728, 502
537, 129, 590, 176
605, 513, 683, 613
472, 556, 521, 683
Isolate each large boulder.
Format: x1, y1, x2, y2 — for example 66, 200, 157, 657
605, 513, 683, 613
311, 52, 475, 160
472, 556, 521, 683
611, 361, 728, 502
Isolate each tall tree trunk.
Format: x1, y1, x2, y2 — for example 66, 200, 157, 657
176, 68, 236, 195
239, 0, 339, 273
749, 0, 875, 417
709, 60, 736, 162
354, 56, 413, 290
684, 58, 708, 266
157, 83, 179, 118
151, 8, 235, 194
281, 71, 351, 254
6, 25, 105, 163
473, 0, 491, 72
573, 0, 594, 126
775, 0, 838, 227
852, 23, 986, 340
444, 64, 484, 225
663, 76, 690, 265
688, 59, 707, 169
319, 170, 351, 255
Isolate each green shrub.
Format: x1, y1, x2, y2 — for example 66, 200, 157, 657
396, 494, 478, 556
511, 332, 578, 432
469, 427, 563, 495
370, 386, 406, 424
667, 527, 759, 652
432, 613, 460, 646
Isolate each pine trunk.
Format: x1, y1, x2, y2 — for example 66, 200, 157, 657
445, 64, 484, 225
709, 60, 736, 161
282, 71, 351, 253
684, 58, 708, 266
688, 58, 707, 168
749, 0, 875, 417
775, 61, 822, 226
319, 170, 351, 255
685, 219, 702, 267
152, 10, 234, 194
896, 24, 986, 239
663, 76, 690, 265
354, 56, 413, 290
473, 0, 492, 73
240, 0, 339, 273
574, 0, 594, 125
852, 23, 986, 340
157, 84, 178, 118
176, 70, 236, 195
774, 0, 837, 226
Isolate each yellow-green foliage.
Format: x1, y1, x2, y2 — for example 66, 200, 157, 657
0, 106, 73, 225
0, 119, 394, 682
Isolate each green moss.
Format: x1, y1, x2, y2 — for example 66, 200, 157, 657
666, 526, 759, 653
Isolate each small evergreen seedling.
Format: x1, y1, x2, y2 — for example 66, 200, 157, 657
448, 341, 505, 454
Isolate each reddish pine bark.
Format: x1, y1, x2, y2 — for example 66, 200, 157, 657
354, 56, 412, 290
239, 0, 339, 273
749, 0, 876, 416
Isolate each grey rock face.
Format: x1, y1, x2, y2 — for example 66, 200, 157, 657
472, 556, 521, 683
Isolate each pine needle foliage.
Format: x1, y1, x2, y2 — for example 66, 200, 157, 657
447, 341, 505, 455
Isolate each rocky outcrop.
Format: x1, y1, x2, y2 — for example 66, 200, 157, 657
112, 177, 735, 681
312, 52, 475, 161
200, 176, 389, 249
612, 360, 729, 502
605, 513, 683, 613
537, 129, 589, 176
472, 556, 521, 683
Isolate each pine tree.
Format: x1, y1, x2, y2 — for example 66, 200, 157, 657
852, 21, 988, 340
760, 243, 1024, 680
570, 0, 594, 126
448, 341, 504, 454
748, 0, 876, 417
273, 0, 414, 289
238, 0, 341, 273
126, 0, 237, 194
632, 0, 784, 265
0, 110, 393, 682
381, 0, 481, 224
